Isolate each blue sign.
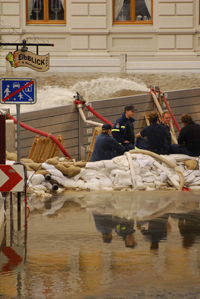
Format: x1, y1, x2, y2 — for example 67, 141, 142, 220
0, 78, 37, 104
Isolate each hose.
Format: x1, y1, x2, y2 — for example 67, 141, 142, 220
129, 149, 185, 191
86, 105, 113, 127
8, 115, 73, 160
125, 152, 137, 190
78, 107, 103, 127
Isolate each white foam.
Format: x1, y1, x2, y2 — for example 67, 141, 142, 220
0, 77, 149, 115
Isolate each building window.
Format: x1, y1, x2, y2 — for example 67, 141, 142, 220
26, 0, 66, 24
113, 0, 153, 24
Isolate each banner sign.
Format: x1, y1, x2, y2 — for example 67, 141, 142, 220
6, 50, 49, 72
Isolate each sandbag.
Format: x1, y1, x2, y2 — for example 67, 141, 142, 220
67, 166, 81, 177
74, 161, 87, 168
42, 162, 56, 170
55, 163, 69, 176
184, 159, 199, 170
6, 151, 17, 161
45, 157, 59, 165
29, 174, 45, 186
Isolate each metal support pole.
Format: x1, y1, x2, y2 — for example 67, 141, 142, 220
0, 114, 6, 164
16, 104, 21, 230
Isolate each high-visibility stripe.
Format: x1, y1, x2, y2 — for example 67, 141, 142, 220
121, 126, 125, 128
112, 129, 120, 132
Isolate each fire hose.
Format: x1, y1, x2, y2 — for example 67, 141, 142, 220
8, 115, 73, 160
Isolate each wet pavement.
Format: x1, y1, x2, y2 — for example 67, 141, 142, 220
1, 190, 200, 299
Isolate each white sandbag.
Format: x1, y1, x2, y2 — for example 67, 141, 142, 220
47, 168, 64, 178
154, 180, 168, 188
176, 163, 185, 174
6, 160, 15, 165
189, 186, 200, 191
32, 184, 47, 191
135, 174, 143, 182
189, 170, 200, 177
146, 186, 156, 191
42, 181, 53, 191
103, 160, 120, 172
136, 154, 153, 167
81, 169, 108, 181
143, 182, 155, 188
160, 155, 176, 165
185, 174, 196, 184
77, 179, 85, 189
85, 178, 101, 190
137, 182, 146, 190
172, 174, 180, 183
112, 155, 129, 170
73, 168, 87, 181
113, 170, 132, 186
85, 161, 104, 169
160, 172, 168, 182
189, 177, 200, 186
140, 166, 151, 175
30, 174, 45, 186
50, 175, 65, 186
132, 160, 140, 169
27, 171, 34, 178
42, 162, 56, 170
143, 176, 156, 183
142, 171, 154, 177
99, 177, 113, 189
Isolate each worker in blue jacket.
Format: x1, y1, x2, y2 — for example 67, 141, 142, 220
112, 105, 137, 151
90, 123, 125, 162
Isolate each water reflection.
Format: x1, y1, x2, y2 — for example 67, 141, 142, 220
1, 191, 200, 298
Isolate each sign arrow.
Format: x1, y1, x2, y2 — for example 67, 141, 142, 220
0, 165, 24, 192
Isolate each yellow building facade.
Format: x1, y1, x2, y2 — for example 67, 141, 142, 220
0, 0, 199, 72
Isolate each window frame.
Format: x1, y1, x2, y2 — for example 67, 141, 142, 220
113, 0, 153, 25
26, 0, 66, 25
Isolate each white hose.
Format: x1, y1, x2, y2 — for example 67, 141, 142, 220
129, 149, 185, 191
125, 152, 137, 190
78, 108, 103, 127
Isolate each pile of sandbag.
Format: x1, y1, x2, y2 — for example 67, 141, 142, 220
5, 151, 200, 197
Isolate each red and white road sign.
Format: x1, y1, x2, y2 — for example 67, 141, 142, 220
0, 165, 24, 192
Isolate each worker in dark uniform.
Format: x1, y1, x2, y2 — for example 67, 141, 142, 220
115, 219, 136, 248
137, 215, 170, 250
93, 213, 118, 243
170, 113, 200, 156
159, 111, 172, 151
90, 123, 125, 162
112, 105, 137, 151
135, 111, 169, 155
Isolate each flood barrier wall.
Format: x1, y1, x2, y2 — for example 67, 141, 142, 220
18, 88, 200, 161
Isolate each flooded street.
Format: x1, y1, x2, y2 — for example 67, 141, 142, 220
1, 191, 200, 298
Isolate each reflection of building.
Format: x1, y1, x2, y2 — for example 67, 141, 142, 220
0, 1, 200, 72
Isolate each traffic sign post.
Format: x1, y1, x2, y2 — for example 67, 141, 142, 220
0, 78, 36, 104
0, 165, 24, 192
0, 78, 37, 162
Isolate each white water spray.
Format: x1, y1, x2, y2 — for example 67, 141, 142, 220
1, 77, 149, 115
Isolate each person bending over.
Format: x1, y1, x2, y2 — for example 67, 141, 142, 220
112, 105, 137, 151
170, 113, 200, 156
135, 111, 169, 155
90, 123, 125, 162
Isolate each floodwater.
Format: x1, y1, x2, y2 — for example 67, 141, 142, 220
1, 190, 200, 299
1, 71, 200, 115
